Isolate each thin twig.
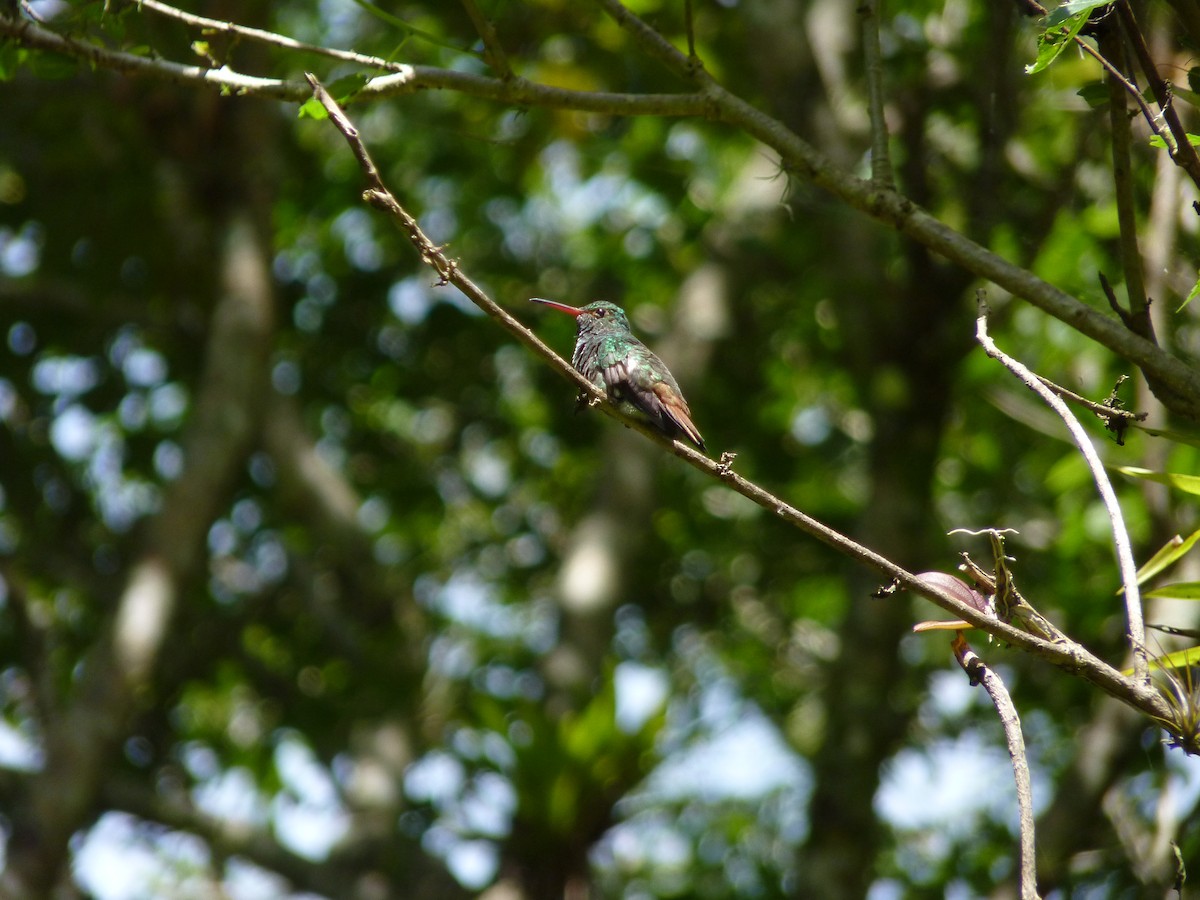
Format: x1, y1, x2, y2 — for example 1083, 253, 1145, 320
859, 0, 894, 188
1074, 37, 1174, 156
1098, 24, 1152, 334
0, 13, 301, 98
306, 73, 1171, 723
975, 300, 1150, 686
133, 0, 412, 72
953, 636, 1040, 900
593, 0, 703, 83
1116, 0, 1200, 190
1033, 373, 1146, 424
17, 0, 45, 23
1098, 270, 1134, 327
684, 0, 696, 61
459, 0, 513, 80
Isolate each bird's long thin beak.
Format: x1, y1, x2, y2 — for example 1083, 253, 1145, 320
530, 297, 584, 317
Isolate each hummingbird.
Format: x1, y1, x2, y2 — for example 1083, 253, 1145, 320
530, 298, 705, 451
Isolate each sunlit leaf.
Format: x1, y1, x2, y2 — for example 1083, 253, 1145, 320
1044, 0, 1112, 25
1149, 133, 1200, 148
297, 97, 329, 120
1179, 272, 1200, 312
1026, 9, 1090, 75
1117, 467, 1200, 496
1143, 582, 1200, 601
1127, 529, 1200, 588
1123, 645, 1200, 675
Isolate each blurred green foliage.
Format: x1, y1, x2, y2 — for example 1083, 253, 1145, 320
1, 0, 1199, 897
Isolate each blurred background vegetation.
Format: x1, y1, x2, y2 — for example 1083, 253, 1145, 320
1, 0, 1199, 897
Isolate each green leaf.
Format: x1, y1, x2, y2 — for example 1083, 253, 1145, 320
1117, 467, 1200, 496
1149, 133, 1200, 148
1178, 272, 1200, 312
0, 43, 20, 81
1124, 645, 1200, 675
1128, 529, 1200, 587
1137, 425, 1200, 449
1044, 0, 1111, 26
1027, 8, 1091, 75
297, 97, 329, 120
1076, 81, 1109, 108
328, 72, 371, 104
297, 73, 370, 119
1172, 83, 1200, 110
1143, 582, 1200, 600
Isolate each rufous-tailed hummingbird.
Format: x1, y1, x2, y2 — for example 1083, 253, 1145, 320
530, 298, 705, 451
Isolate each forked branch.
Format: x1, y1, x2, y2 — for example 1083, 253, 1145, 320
975, 300, 1150, 685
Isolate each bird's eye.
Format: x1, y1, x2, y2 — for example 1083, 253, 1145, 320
596, 309, 606, 317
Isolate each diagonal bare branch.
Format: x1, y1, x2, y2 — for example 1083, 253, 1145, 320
306, 74, 1172, 726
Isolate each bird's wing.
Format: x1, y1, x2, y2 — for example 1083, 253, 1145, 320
599, 342, 705, 451
642, 378, 706, 451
